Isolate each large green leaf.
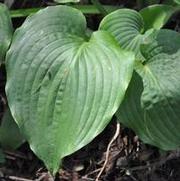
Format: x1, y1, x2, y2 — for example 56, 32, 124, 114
0, 3, 13, 64
6, 5, 135, 174
117, 29, 180, 150
139, 30, 180, 149
140, 4, 177, 31
0, 108, 24, 150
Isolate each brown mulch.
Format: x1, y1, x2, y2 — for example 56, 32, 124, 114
0, 116, 180, 181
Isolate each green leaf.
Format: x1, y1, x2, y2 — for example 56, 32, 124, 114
99, 7, 178, 60
0, 108, 24, 150
99, 6, 180, 150
54, 0, 80, 3
99, 8, 155, 61
0, 3, 13, 64
139, 29, 180, 150
116, 71, 155, 145
117, 29, 180, 150
99, 9, 144, 55
174, 0, 180, 4
99, 5, 177, 58
140, 5, 177, 31
6, 5, 135, 174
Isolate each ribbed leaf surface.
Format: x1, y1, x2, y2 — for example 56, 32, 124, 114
99, 7, 175, 60
6, 6, 134, 173
99, 9, 145, 57
0, 3, 13, 64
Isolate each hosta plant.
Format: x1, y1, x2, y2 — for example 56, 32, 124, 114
0, 3, 180, 174
99, 5, 180, 150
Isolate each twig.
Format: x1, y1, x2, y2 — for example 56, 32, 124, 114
128, 149, 180, 172
35, 172, 54, 181
95, 122, 120, 181
5, 155, 16, 160
81, 177, 94, 181
35, 173, 46, 181
82, 168, 101, 179
5, 151, 27, 160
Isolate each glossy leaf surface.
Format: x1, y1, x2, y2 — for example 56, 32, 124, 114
6, 5, 135, 174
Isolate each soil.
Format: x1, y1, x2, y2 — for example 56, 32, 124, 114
0, 0, 180, 181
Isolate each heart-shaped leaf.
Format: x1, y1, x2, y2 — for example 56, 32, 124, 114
0, 3, 13, 64
6, 5, 135, 174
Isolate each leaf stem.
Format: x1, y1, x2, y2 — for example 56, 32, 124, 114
10, 5, 118, 18
90, 0, 108, 16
